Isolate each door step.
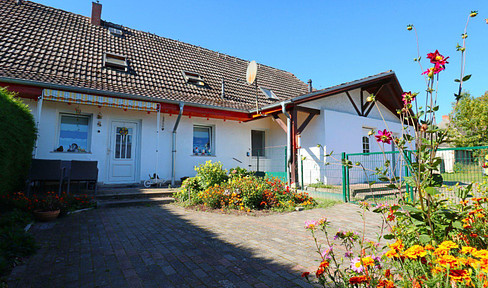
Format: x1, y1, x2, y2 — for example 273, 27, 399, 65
97, 197, 175, 208
95, 190, 176, 200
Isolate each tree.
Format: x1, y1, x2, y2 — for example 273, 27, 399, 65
451, 91, 488, 147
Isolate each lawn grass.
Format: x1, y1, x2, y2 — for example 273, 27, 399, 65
307, 182, 337, 189
313, 198, 342, 209
441, 171, 487, 184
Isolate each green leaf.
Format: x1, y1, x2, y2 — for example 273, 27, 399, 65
425, 187, 438, 195
383, 234, 395, 240
419, 234, 431, 244
452, 221, 463, 229
454, 79, 460, 83
462, 74, 472, 81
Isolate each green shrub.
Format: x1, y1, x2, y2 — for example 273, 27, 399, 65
195, 161, 228, 190
0, 226, 37, 275
174, 177, 202, 204
0, 209, 32, 228
0, 88, 36, 195
198, 176, 316, 210
228, 166, 253, 179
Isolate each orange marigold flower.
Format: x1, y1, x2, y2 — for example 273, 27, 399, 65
449, 269, 471, 284
437, 254, 459, 268
349, 275, 369, 285
432, 265, 444, 274
403, 245, 427, 259
316, 267, 325, 278
424, 244, 435, 251
461, 246, 478, 255
389, 239, 404, 251
301, 272, 310, 278
439, 240, 459, 250
384, 269, 391, 278
377, 279, 396, 288
361, 256, 375, 267
319, 260, 330, 268
473, 250, 488, 259
385, 249, 399, 258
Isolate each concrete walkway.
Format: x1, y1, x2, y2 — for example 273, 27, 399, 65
7, 203, 383, 288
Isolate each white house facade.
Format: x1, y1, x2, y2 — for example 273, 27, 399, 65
0, 1, 408, 187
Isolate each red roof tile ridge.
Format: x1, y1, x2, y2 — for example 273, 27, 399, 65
21, 0, 306, 86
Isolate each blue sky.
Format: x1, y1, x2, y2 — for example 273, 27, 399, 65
36, 0, 488, 118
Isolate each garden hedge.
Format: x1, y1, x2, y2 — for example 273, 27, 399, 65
0, 88, 36, 194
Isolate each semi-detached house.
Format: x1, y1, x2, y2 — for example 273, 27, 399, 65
0, 0, 407, 187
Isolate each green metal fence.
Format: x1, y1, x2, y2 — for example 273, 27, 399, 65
249, 146, 287, 183
341, 146, 488, 204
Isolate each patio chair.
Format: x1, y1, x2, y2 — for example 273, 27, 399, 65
26, 159, 65, 196
67, 160, 98, 194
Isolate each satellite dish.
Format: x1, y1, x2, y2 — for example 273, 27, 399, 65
246, 60, 257, 84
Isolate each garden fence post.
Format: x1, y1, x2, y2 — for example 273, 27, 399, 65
405, 150, 414, 202
342, 152, 347, 202
301, 158, 304, 190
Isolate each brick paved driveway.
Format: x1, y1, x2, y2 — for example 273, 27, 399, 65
7, 203, 382, 288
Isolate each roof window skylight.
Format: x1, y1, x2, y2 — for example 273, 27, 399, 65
108, 26, 123, 36
103, 53, 127, 71
182, 71, 205, 86
259, 87, 278, 100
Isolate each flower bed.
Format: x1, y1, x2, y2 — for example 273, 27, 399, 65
303, 189, 488, 287
0, 191, 97, 282
174, 161, 316, 212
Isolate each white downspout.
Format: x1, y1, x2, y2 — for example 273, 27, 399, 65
281, 102, 291, 186
155, 104, 161, 178
171, 103, 184, 186
34, 95, 43, 158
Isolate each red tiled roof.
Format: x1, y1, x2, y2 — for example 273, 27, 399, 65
0, 0, 309, 111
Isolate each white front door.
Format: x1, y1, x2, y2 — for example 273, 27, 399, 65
108, 121, 138, 183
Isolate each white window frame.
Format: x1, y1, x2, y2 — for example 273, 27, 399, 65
182, 71, 205, 86
259, 87, 278, 100
362, 136, 370, 154
251, 130, 266, 157
56, 113, 92, 153
192, 125, 215, 156
103, 52, 128, 71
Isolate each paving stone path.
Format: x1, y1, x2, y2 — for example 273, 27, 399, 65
7, 203, 383, 288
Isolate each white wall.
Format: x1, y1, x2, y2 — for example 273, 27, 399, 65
297, 91, 408, 186
26, 99, 285, 184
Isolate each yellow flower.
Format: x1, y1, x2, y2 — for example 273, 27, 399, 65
361, 257, 375, 267
461, 246, 477, 255
389, 239, 404, 251
385, 249, 399, 258
403, 245, 426, 259
437, 254, 459, 268
438, 240, 458, 250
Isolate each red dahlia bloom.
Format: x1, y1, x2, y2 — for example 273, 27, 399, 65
402, 91, 416, 105
375, 129, 393, 144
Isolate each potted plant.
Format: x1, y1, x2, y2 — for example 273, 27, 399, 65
32, 192, 64, 222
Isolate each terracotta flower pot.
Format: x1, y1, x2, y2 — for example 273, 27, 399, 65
33, 209, 60, 222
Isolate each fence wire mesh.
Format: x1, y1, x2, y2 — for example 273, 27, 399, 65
297, 146, 488, 204
342, 146, 488, 205
248, 146, 287, 183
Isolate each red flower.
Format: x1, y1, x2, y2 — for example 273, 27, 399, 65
315, 267, 325, 278
301, 272, 310, 278
349, 275, 369, 284
402, 91, 416, 105
427, 50, 449, 69
375, 129, 393, 144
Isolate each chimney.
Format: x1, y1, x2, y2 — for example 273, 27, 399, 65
91, 2, 102, 26
307, 79, 313, 93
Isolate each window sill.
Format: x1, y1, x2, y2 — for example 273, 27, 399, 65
191, 154, 216, 157
50, 151, 92, 154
